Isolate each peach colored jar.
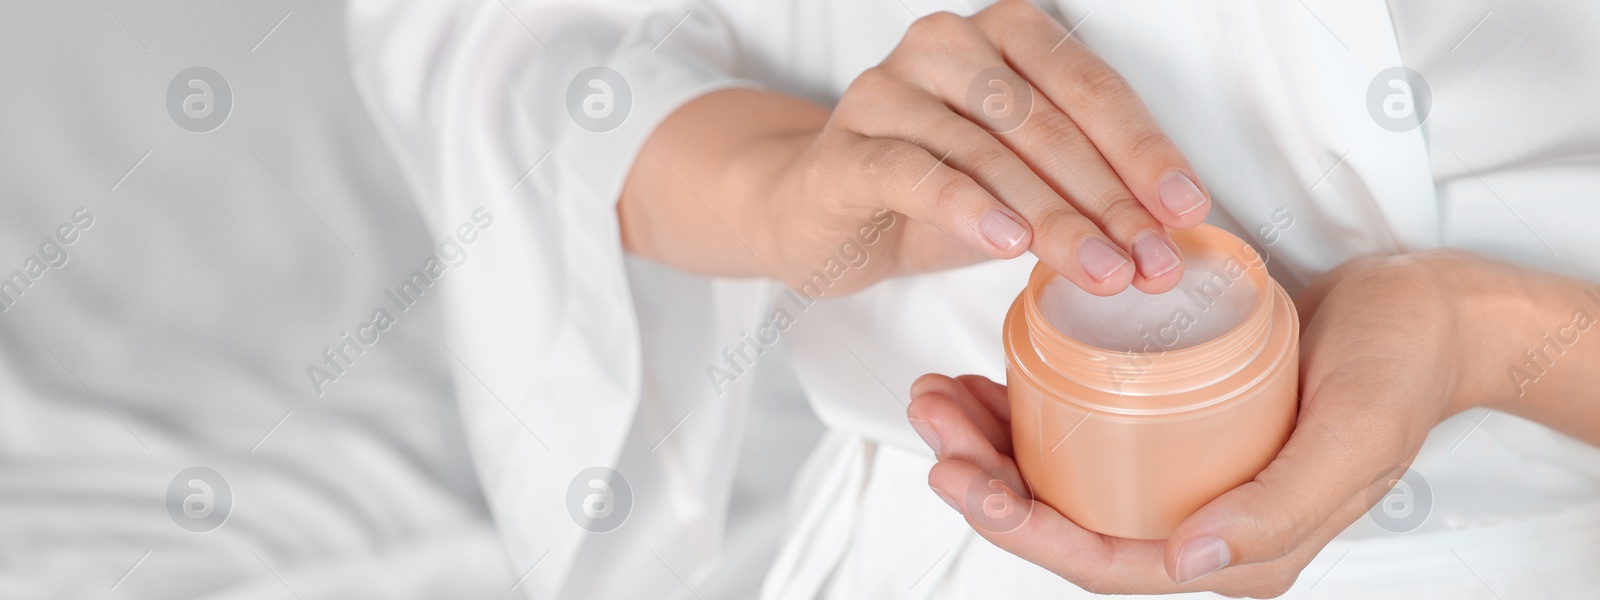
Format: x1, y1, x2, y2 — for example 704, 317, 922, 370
1003, 225, 1299, 540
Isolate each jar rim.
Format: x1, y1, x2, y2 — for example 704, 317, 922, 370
1004, 224, 1300, 414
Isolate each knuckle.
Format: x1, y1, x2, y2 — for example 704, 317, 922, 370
859, 140, 917, 182
1122, 128, 1175, 162
979, 0, 1043, 21
905, 11, 977, 47
926, 171, 970, 213
1096, 195, 1149, 231
844, 66, 896, 101
1072, 64, 1132, 104
964, 144, 1017, 178
914, 10, 966, 33
1035, 207, 1087, 242
1028, 110, 1085, 154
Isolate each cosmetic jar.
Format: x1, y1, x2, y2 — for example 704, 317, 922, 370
1003, 224, 1299, 540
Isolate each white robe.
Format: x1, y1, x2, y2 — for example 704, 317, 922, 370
348, 0, 1600, 598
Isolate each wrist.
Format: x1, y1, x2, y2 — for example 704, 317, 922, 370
1422, 250, 1578, 414
728, 128, 825, 282
619, 87, 827, 277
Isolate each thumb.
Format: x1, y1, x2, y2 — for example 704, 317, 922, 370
1159, 413, 1410, 584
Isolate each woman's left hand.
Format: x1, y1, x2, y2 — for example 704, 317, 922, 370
907, 250, 1546, 597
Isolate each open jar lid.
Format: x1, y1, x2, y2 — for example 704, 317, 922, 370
1004, 224, 1300, 414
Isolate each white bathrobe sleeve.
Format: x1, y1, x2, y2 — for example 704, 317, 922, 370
347, 1, 772, 598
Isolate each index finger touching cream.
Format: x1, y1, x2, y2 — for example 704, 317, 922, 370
1003, 224, 1300, 540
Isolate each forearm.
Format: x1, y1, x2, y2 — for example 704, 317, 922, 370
618, 88, 827, 278
1444, 251, 1600, 445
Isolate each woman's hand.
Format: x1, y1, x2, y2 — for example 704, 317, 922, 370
906, 250, 1600, 597
623, 0, 1209, 296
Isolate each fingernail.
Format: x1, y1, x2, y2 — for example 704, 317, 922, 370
909, 415, 944, 456
1077, 237, 1129, 282
932, 486, 961, 513
981, 210, 1028, 252
1133, 231, 1181, 279
1157, 170, 1207, 217
1173, 536, 1231, 584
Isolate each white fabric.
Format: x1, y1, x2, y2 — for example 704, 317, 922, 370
348, 0, 1600, 598
0, 2, 514, 598
349, 2, 819, 598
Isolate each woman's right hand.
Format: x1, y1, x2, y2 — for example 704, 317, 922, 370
625, 0, 1210, 296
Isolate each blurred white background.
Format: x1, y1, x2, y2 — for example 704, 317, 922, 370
0, 2, 522, 598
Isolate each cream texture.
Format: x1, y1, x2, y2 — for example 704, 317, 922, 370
1039, 253, 1258, 352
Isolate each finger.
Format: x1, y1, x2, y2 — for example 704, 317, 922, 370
877, 17, 1179, 292
911, 373, 1011, 425
954, 374, 1011, 423
841, 77, 1137, 295
936, 456, 1337, 596
928, 459, 1172, 594
894, 31, 1186, 290
1152, 470, 1405, 595
1238, 476, 1401, 591
971, 0, 1211, 230
1000, 100, 1187, 292
1162, 387, 1415, 582
909, 374, 1013, 458
831, 132, 1030, 261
